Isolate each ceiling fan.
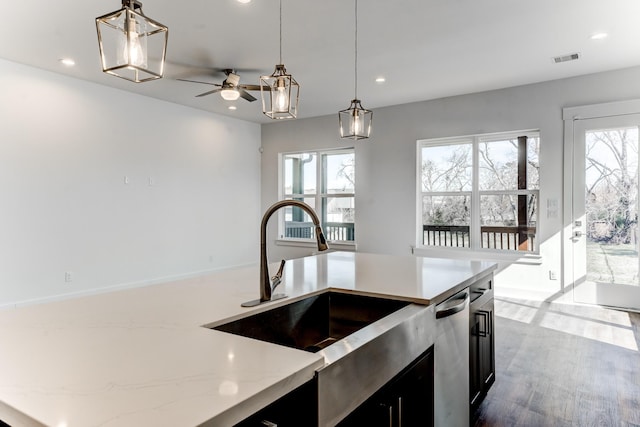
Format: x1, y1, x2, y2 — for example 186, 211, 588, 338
177, 69, 262, 102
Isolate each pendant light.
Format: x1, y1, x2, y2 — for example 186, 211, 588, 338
96, 0, 168, 83
260, 0, 300, 119
339, 0, 372, 140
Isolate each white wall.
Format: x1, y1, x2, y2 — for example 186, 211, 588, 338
0, 59, 261, 307
261, 66, 640, 296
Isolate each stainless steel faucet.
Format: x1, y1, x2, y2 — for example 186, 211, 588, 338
242, 200, 329, 307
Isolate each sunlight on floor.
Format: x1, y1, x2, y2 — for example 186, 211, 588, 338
540, 310, 638, 351
494, 298, 540, 324
495, 297, 639, 352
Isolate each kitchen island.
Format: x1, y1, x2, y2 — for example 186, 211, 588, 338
0, 252, 496, 426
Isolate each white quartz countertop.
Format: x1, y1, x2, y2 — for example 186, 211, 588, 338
0, 252, 496, 427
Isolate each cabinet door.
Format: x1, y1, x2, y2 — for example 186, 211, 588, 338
234, 380, 317, 427
478, 299, 495, 391
338, 400, 395, 426
337, 347, 434, 427
394, 348, 434, 427
469, 296, 495, 416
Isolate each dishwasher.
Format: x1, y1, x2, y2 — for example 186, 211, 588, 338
434, 288, 470, 427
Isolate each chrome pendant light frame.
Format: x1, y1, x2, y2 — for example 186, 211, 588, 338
339, 99, 372, 140
339, 0, 372, 139
96, 0, 168, 83
261, 0, 300, 119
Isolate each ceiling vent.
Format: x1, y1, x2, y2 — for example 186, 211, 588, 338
553, 53, 580, 64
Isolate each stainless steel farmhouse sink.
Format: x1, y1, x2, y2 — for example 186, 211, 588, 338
207, 290, 436, 426
211, 291, 410, 352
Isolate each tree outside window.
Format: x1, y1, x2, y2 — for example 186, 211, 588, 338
585, 128, 638, 244
419, 131, 540, 252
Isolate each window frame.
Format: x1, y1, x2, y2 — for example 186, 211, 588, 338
417, 130, 540, 255
278, 147, 356, 247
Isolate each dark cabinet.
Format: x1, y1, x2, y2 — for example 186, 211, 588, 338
235, 347, 434, 427
337, 347, 434, 427
469, 285, 495, 417
234, 379, 317, 427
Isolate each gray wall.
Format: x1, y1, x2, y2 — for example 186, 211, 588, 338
261, 65, 640, 293
0, 59, 262, 307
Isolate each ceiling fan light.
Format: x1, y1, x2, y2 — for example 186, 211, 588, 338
220, 88, 241, 101
339, 99, 372, 140
96, 0, 168, 83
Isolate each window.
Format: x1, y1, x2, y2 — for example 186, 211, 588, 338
280, 148, 355, 243
418, 131, 539, 253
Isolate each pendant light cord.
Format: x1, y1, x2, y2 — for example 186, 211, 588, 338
354, 0, 358, 100
279, 0, 283, 64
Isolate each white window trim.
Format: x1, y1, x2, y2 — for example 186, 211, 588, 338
275, 239, 357, 252
412, 245, 543, 265
278, 147, 356, 248
417, 129, 540, 254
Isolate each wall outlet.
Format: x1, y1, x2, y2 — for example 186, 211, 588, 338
549, 270, 558, 280
64, 271, 73, 283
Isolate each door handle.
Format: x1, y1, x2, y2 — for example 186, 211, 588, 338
573, 230, 583, 238
477, 311, 490, 337
436, 292, 469, 319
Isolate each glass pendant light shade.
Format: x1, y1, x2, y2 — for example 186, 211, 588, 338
339, 99, 372, 140
96, 0, 168, 83
339, 0, 372, 139
261, 0, 299, 120
261, 64, 300, 119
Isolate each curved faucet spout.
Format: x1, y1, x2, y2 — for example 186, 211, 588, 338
242, 200, 329, 307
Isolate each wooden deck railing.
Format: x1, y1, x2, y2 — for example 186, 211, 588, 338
423, 224, 536, 251
284, 222, 534, 249
424, 225, 471, 248
285, 221, 355, 241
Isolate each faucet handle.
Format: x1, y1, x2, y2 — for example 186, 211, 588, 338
274, 259, 286, 279
270, 259, 286, 292
315, 227, 329, 251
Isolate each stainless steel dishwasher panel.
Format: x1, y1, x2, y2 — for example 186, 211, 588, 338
435, 288, 470, 427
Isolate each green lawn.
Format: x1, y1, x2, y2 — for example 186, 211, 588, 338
587, 240, 639, 286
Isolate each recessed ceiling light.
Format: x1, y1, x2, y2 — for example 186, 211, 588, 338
237, 0, 251, 3
590, 32, 608, 40
228, 105, 237, 110
59, 58, 75, 66
375, 77, 386, 83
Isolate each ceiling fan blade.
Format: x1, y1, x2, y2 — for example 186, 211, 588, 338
176, 78, 220, 86
196, 88, 223, 97
238, 89, 257, 102
239, 84, 264, 91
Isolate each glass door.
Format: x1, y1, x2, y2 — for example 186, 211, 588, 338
572, 114, 640, 310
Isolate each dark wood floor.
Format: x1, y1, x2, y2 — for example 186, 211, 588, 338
473, 296, 640, 427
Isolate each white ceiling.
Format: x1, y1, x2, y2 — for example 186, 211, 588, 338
2, 0, 639, 124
